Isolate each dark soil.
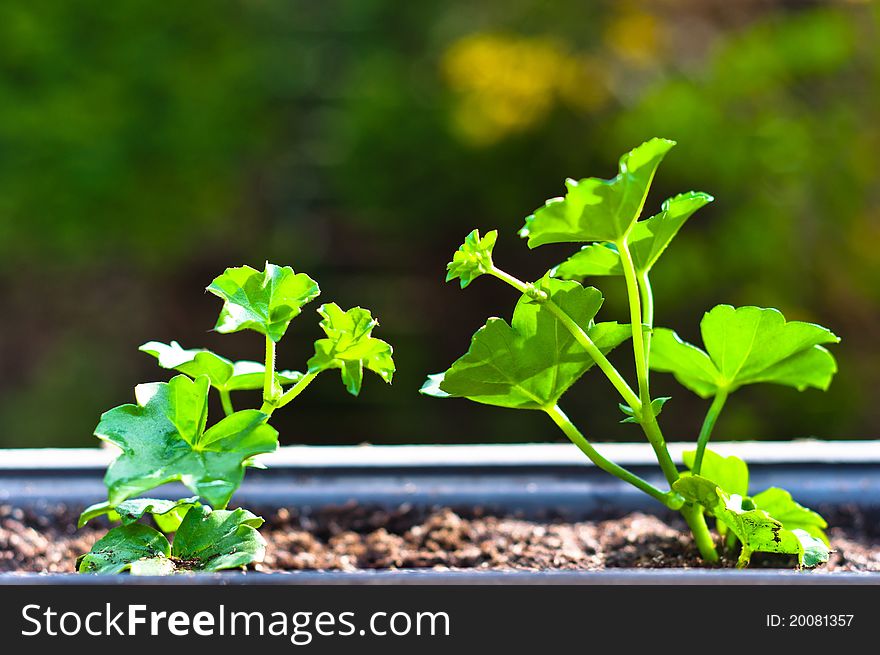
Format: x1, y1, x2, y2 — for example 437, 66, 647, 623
1, 502, 878, 573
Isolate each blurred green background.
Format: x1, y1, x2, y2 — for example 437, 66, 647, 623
0, 0, 877, 448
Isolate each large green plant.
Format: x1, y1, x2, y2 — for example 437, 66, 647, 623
423, 139, 837, 567
77, 263, 394, 574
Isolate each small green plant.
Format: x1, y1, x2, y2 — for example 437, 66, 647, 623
77, 263, 394, 574
422, 138, 838, 567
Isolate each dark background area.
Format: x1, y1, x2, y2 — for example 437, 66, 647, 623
0, 0, 877, 448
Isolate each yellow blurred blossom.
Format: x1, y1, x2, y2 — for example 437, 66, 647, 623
604, 6, 660, 67
441, 33, 610, 146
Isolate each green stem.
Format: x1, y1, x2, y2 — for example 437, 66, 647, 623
486, 266, 527, 293
630, 257, 718, 563
489, 267, 641, 412
616, 239, 679, 485
681, 503, 720, 563
617, 238, 651, 405
262, 371, 320, 415
263, 336, 277, 405
641, 419, 679, 486
491, 264, 718, 561
693, 388, 729, 475
545, 404, 682, 510
219, 389, 234, 417
639, 271, 653, 367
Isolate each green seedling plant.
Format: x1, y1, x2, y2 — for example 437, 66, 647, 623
77, 263, 394, 574
422, 138, 838, 567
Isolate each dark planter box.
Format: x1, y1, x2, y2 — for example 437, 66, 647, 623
1, 441, 879, 585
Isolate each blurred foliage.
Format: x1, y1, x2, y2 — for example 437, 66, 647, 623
0, 0, 877, 448
0, 1, 276, 266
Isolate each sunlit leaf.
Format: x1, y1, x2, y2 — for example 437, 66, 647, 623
683, 449, 748, 497
78, 496, 199, 528
795, 530, 832, 568
422, 278, 631, 409
446, 229, 498, 288
140, 341, 301, 391
153, 504, 192, 534
96, 375, 278, 508
129, 558, 177, 576
651, 305, 839, 398
227, 361, 302, 391
78, 506, 266, 574
553, 192, 713, 278
207, 262, 320, 342
520, 138, 675, 246
307, 303, 395, 395
77, 524, 171, 574
554, 242, 621, 278
673, 475, 829, 567
753, 487, 829, 545
171, 505, 266, 572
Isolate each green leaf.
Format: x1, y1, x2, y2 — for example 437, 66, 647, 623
649, 331, 720, 397
553, 192, 713, 278
96, 375, 278, 508
673, 476, 829, 568
171, 505, 266, 572
77, 524, 171, 574
554, 243, 621, 278
795, 530, 832, 568
619, 397, 670, 423
307, 303, 395, 395
446, 229, 497, 288
140, 341, 234, 389
78, 496, 199, 528
672, 474, 722, 509
78, 506, 266, 574
717, 493, 814, 568
520, 138, 675, 247
752, 487, 829, 545
129, 558, 176, 576
207, 262, 320, 342
683, 449, 749, 497
651, 305, 839, 398
422, 278, 631, 409
153, 505, 193, 534
224, 361, 302, 391
627, 191, 713, 271
140, 341, 301, 391
420, 373, 449, 398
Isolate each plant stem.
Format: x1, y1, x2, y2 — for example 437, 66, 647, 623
639, 271, 653, 367
616, 238, 679, 485
638, 262, 720, 562
490, 260, 718, 561
219, 389, 234, 417
261, 371, 320, 415
489, 267, 641, 412
693, 388, 729, 475
640, 419, 680, 485
545, 404, 683, 510
617, 238, 651, 405
487, 266, 527, 293
681, 503, 720, 562
263, 335, 277, 405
